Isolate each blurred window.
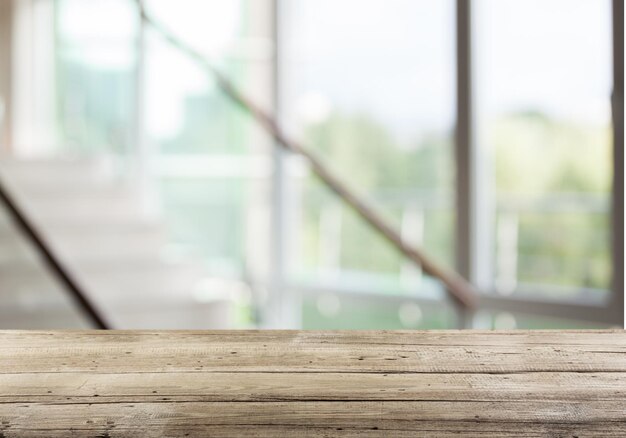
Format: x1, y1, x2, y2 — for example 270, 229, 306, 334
39, 0, 619, 328
143, 0, 274, 285
475, 0, 613, 299
56, 0, 138, 155
281, 0, 456, 302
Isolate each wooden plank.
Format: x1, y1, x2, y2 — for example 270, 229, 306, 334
2, 329, 623, 345
1, 402, 625, 436
1, 331, 624, 374
0, 330, 624, 436
1, 372, 624, 402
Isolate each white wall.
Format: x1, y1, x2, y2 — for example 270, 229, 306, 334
0, 0, 13, 154
11, 0, 57, 157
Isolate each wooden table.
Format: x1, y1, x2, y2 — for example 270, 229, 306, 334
0, 330, 625, 437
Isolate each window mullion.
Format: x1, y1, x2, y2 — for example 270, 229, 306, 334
455, 0, 494, 328
610, 0, 624, 324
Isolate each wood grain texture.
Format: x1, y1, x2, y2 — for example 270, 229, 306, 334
0, 330, 624, 437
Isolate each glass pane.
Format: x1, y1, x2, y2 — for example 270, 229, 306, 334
144, 29, 271, 156
56, 0, 138, 156
144, 0, 274, 301
157, 178, 246, 275
475, 0, 613, 299
281, 0, 456, 299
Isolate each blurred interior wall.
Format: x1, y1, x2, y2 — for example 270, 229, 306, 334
11, 0, 56, 157
0, 0, 13, 153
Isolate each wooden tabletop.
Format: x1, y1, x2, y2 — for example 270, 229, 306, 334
0, 330, 624, 437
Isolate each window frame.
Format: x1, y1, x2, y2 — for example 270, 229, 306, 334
270, 0, 623, 328
453, 0, 623, 328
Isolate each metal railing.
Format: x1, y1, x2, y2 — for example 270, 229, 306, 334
304, 191, 610, 298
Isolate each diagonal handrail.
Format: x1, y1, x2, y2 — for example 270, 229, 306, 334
0, 173, 109, 329
136, 1, 478, 309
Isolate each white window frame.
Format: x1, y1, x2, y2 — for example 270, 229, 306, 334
453, 0, 623, 328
